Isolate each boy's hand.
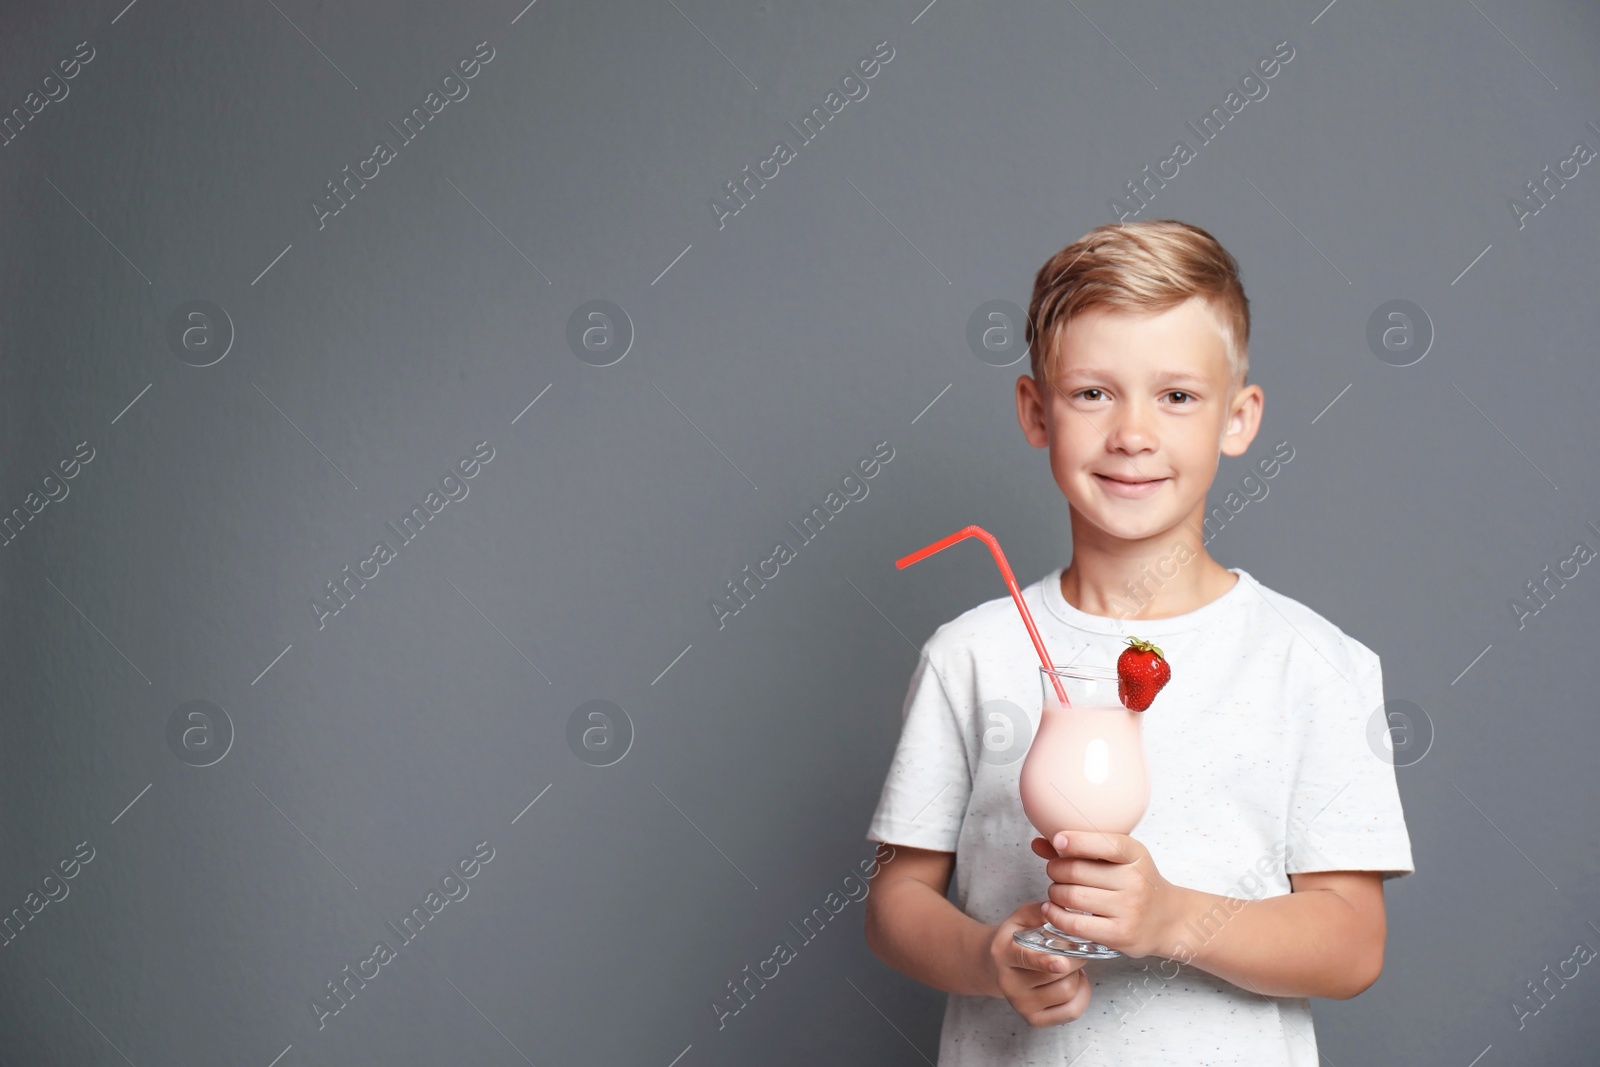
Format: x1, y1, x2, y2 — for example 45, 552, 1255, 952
985, 902, 1093, 1028
1031, 831, 1184, 960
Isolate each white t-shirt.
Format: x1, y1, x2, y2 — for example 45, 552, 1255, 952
866, 565, 1414, 1067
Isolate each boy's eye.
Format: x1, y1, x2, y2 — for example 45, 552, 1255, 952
1073, 388, 1194, 403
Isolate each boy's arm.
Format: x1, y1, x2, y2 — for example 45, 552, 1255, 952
863, 845, 1002, 998
1159, 869, 1387, 1000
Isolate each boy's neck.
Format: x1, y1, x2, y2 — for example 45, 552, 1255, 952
1059, 516, 1239, 622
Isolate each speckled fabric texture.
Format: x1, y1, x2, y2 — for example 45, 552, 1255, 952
867, 567, 1414, 1066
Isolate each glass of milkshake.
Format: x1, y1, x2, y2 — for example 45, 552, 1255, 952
1013, 663, 1150, 959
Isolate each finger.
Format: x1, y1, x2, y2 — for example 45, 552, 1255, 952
1002, 900, 1050, 935
1008, 940, 1087, 975
1044, 855, 1123, 890
1017, 967, 1081, 1006
1017, 961, 1088, 998
1016, 970, 1088, 1028
1050, 830, 1135, 863
1042, 902, 1115, 947
1030, 968, 1093, 1026
1046, 882, 1120, 915
1007, 940, 1069, 973
1018, 959, 1079, 990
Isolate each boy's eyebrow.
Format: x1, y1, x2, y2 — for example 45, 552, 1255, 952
1056, 367, 1212, 387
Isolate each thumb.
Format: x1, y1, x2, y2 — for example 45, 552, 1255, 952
1004, 899, 1048, 934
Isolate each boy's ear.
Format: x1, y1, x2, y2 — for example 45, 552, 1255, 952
1016, 373, 1051, 448
1218, 382, 1265, 458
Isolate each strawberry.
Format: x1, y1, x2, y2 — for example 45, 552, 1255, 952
1117, 636, 1171, 712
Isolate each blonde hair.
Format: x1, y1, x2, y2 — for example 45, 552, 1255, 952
1026, 219, 1250, 390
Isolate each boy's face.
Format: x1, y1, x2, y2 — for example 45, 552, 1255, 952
1015, 297, 1264, 545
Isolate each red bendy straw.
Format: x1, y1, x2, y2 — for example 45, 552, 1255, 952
895, 525, 1071, 707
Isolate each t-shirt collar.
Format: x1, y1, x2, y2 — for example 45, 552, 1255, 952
1039, 565, 1255, 637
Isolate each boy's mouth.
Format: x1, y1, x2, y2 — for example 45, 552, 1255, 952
1093, 472, 1168, 498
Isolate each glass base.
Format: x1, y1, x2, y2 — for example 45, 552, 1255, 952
1013, 920, 1122, 959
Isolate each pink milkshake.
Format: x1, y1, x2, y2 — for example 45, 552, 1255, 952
1014, 663, 1151, 959
1019, 701, 1149, 837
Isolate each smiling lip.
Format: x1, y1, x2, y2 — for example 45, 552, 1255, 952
1094, 473, 1167, 499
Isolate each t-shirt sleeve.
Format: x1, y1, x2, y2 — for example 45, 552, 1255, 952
865, 638, 973, 853
1284, 643, 1416, 881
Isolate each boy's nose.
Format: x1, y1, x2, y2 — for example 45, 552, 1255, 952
1105, 406, 1158, 453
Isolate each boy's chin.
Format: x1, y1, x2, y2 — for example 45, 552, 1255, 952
1070, 501, 1189, 543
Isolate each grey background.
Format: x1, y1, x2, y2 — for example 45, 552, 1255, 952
1, 0, 1597, 1064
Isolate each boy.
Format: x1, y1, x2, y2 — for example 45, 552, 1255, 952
863, 219, 1414, 1065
